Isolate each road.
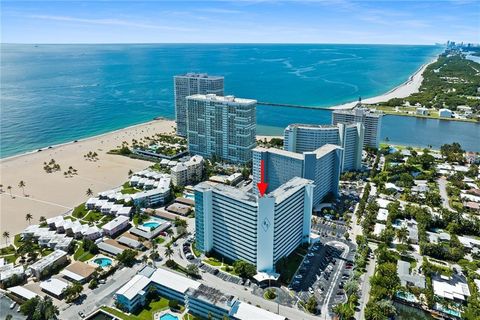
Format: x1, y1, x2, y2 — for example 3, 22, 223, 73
59, 264, 141, 319
355, 243, 377, 320
437, 177, 454, 211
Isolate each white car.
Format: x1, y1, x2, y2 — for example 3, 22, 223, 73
308, 287, 314, 294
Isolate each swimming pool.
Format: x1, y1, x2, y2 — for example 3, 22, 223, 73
93, 257, 112, 267
184, 193, 195, 200
159, 314, 178, 320
142, 221, 160, 229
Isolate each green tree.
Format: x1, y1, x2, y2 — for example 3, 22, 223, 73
25, 213, 33, 225
233, 260, 256, 279
396, 227, 409, 244
305, 295, 318, 314
186, 264, 199, 278
117, 249, 137, 267
165, 244, 174, 261
18, 180, 26, 196
2, 231, 10, 246
20, 296, 59, 320
64, 282, 83, 303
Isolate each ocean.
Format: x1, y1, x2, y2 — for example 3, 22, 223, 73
2, 43, 477, 158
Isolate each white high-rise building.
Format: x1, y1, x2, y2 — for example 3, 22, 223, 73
332, 108, 382, 149
186, 94, 256, 164
284, 122, 364, 172
252, 144, 342, 207
194, 177, 314, 272
174, 73, 224, 137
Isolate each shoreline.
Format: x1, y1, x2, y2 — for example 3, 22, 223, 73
1, 58, 437, 160
329, 57, 436, 110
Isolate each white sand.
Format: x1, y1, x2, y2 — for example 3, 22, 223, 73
0, 119, 176, 237
330, 58, 436, 110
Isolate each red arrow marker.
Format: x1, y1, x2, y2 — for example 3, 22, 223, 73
257, 159, 268, 197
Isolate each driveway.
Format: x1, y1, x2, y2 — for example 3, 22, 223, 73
437, 177, 454, 211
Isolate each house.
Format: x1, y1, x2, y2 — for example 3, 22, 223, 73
97, 239, 129, 256
397, 260, 425, 289
432, 274, 470, 303
60, 261, 96, 283
40, 278, 69, 299
117, 236, 143, 249
439, 108, 452, 118
465, 152, 479, 164
102, 216, 130, 237
8, 286, 38, 301
416, 107, 429, 116
373, 223, 386, 237
376, 208, 389, 222
0, 264, 25, 285
28, 250, 68, 280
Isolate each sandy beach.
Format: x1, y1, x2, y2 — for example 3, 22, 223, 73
0, 119, 176, 237
330, 58, 436, 110
0, 59, 435, 238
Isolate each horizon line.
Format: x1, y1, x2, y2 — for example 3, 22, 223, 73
1, 42, 448, 46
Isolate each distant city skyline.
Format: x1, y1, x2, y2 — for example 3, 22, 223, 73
1, 0, 479, 44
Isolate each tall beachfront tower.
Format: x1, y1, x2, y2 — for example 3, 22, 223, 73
284, 122, 364, 172
252, 145, 342, 207
194, 177, 314, 272
186, 94, 256, 164
174, 73, 224, 137
332, 108, 382, 149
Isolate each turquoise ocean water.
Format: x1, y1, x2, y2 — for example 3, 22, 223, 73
1, 43, 478, 157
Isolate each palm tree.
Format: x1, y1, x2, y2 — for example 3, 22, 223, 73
18, 181, 26, 196
165, 245, 174, 261
128, 169, 133, 177
39, 216, 46, 223
85, 188, 93, 197
396, 226, 409, 244
2, 231, 10, 246
0, 184, 3, 193
25, 213, 33, 225
7, 185, 12, 198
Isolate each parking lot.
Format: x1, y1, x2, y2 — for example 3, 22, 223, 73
289, 235, 356, 317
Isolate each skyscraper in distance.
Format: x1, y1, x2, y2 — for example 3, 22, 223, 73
186, 94, 256, 163
332, 108, 382, 149
174, 73, 224, 137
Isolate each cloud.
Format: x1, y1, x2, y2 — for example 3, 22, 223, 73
28, 14, 194, 32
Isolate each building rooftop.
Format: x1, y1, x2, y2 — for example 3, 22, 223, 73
397, 260, 425, 289
61, 261, 96, 282
186, 94, 256, 105
230, 300, 286, 320
40, 278, 69, 296
195, 181, 258, 205
186, 284, 235, 309
150, 268, 200, 294
102, 216, 129, 232
175, 73, 223, 80
432, 275, 470, 301
29, 250, 67, 271
253, 146, 304, 160
116, 274, 151, 300
9, 286, 38, 300
268, 176, 313, 204
308, 144, 342, 158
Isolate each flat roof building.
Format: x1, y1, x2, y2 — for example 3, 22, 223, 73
195, 177, 314, 272
174, 73, 224, 137
28, 250, 68, 280
284, 122, 364, 172
186, 94, 256, 164
252, 144, 342, 206
40, 278, 69, 299
332, 107, 382, 149
102, 216, 130, 237
61, 261, 96, 283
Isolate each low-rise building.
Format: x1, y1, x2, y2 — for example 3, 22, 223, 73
40, 278, 69, 299
102, 216, 130, 237
60, 261, 96, 283
0, 264, 25, 285
97, 239, 129, 256
439, 108, 453, 118
416, 107, 429, 116
397, 260, 425, 289
28, 250, 68, 280
432, 274, 470, 303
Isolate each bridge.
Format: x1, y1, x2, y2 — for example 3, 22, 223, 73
257, 101, 358, 111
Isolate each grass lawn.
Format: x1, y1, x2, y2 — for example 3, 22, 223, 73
121, 182, 141, 195
0, 254, 17, 264
72, 203, 89, 219
97, 215, 114, 227
41, 248, 55, 257
64, 216, 77, 221
220, 266, 239, 276
276, 246, 307, 284
155, 237, 165, 245
73, 243, 94, 262
0, 245, 16, 255
84, 210, 103, 223
191, 242, 201, 257
101, 307, 139, 320
204, 257, 222, 267
14, 234, 23, 247
183, 314, 202, 320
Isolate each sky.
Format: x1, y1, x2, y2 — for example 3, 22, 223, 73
1, 1, 479, 44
